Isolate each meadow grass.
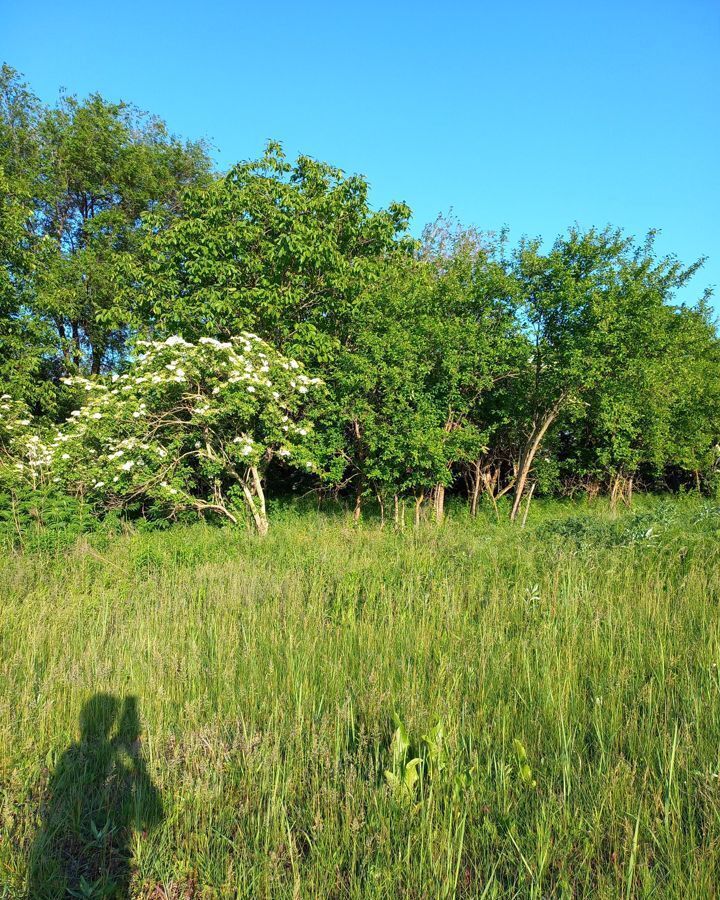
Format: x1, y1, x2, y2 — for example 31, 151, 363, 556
1, 496, 720, 897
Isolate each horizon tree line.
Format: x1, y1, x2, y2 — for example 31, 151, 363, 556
2, 63, 718, 531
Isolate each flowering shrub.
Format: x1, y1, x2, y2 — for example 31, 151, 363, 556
0, 394, 53, 490
0, 395, 92, 551
4, 335, 324, 535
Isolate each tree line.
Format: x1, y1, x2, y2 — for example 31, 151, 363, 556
1, 64, 718, 531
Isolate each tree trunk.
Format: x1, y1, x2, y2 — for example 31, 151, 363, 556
433, 484, 445, 524
55, 318, 73, 371
467, 461, 482, 517
351, 420, 364, 523
353, 483, 362, 522
510, 406, 561, 522
240, 465, 269, 535
414, 491, 425, 528
481, 464, 508, 520
90, 344, 103, 376
609, 471, 633, 511
71, 321, 82, 369
520, 482, 536, 528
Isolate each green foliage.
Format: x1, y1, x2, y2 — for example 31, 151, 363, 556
538, 499, 692, 549
0, 67, 60, 413
343, 226, 519, 506
0, 63, 211, 393
0, 483, 96, 552
512, 739, 537, 789
1, 65, 719, 520
384, 716, 423, 802
131, 141, 412, 352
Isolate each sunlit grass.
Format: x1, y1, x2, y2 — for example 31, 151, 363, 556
1, 496, 720, 897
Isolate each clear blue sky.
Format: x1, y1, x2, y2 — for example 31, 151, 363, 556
4, 0, 719, 306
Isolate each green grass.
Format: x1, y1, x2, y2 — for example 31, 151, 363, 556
2, 496, 720, 897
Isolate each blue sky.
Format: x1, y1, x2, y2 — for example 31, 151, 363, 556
4, 0, 719, 306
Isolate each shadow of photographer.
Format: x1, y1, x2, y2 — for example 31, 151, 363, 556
28, 693, 162, 899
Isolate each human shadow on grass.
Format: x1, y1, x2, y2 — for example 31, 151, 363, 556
28, 694, 162, 899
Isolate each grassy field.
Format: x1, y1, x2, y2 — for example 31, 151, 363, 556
1, 497, 720, 897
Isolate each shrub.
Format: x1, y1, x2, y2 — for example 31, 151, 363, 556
2, 335, 326, 535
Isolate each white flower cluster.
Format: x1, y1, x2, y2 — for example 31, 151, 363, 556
232, 434, 255, 456
0, 395, 33, 433
2, 333, 322, 509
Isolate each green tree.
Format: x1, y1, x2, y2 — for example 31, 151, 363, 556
0, 64, 212, 397
560, 297, 720, 501
131, 142, 412, 359
336, 256, 456, 524
0, 66, 59, 412
33, 91, 211, 374
128, 143, 414, 508
508, 227, 708, 519
333, 221, 520, 525
419, 217, 522, 519
663, 302, 720, 490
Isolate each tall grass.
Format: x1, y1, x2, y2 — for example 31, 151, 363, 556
1, 496, 720, 897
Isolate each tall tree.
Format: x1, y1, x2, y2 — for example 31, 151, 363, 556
33, 91, 211, 373
0, 65, 58, 412
508, 227, 707, 519
0, 64, 212, 395
128, 143, 414, 504
130, 142, 412, 359
419, 217, 522, 519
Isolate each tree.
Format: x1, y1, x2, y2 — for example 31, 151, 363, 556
419, 217, 522, 519
560, 298, 720, 500
582, 245, 717, 502
0, 65, 212, 389
662, 302, 720, 490
130, 142, 412, 361
327, 222, 520, 526
33, 92, 211, 374
41, 334, 325, 534
336, 255, 462, 524
507, 227, 708, 520
0, 66, 59, 413
127, 143, 414, 511
0, 165, 60, 412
